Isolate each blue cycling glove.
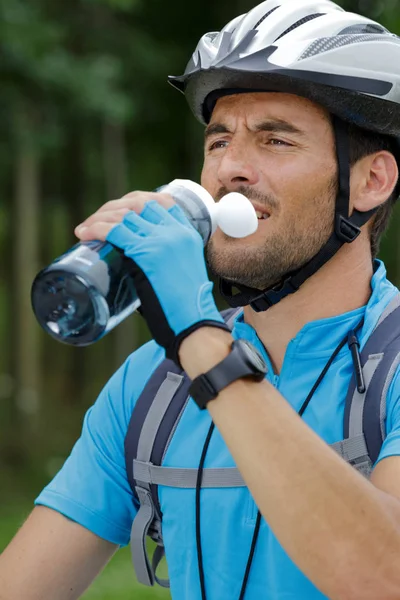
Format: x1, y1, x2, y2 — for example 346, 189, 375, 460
106, 200, 230, 365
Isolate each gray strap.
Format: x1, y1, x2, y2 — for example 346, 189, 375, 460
362, 292, 400, 449
133, 459, 246, 488
130, 487, 156, 586
152, 545, 169, 588
348, 354, 383, 438
135, 440, 374, 489
226, 308, 243, 330
136, 372, 184, 464
331, 433, 369, 461
380, 350, 400, 440
131, 371, 183, 588
331, 434, 373, 478
161, 394, 191, 464
374, 293, 400, 329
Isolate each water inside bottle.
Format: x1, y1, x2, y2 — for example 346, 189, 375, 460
32, 270, 110, 345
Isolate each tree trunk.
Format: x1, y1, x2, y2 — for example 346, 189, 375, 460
10, 104, 41, 463
103, 120, 139, 368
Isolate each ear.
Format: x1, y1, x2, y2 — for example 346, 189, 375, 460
351, 151, 399, 213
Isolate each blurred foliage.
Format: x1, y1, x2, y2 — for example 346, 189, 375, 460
1, 0, 400, 597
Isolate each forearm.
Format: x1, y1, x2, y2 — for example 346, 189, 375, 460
0, 507, 117, 600
179, 328, 400, 600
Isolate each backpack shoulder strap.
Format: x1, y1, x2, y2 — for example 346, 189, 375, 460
124, 358, 187, 510
125, 306, 242, 587
336, 293, 400, 474
220, 306, 243, 328
125, 357, 189, 587
125, 307, 241, 501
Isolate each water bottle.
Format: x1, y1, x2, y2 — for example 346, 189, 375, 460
31, 180, 217, 346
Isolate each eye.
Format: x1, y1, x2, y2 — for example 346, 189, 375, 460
208, 140, 228, 151
267, 138, 291, 147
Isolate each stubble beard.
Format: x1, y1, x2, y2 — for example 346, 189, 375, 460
206, 180, 337, 291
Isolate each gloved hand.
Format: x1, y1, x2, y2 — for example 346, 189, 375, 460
106, 200, 230, 364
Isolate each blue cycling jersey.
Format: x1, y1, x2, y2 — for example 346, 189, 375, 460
35, 260, 400, 599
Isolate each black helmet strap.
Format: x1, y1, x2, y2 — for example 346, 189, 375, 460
219, 117, 377, 311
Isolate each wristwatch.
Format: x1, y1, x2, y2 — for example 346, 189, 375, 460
189, 339, 268, 410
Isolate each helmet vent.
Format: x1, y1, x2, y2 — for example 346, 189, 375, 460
253, 6, 279, 30
301, 33, 395, 59
339, 23, 388, 35
274, 13, 323, 41
205, 32, 219, 44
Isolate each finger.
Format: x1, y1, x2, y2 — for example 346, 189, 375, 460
167, 204, 192, 228
106, 221, 142, 250
76, 203, 167, 241
121, 190, 175, 210
121, 210, 156, 236
140, 201, 192, 230
139, 200, 170, 225
98, 191, 175, 213
75, 208, 131, 236
75, 221, 117, 242
77, 192, 176, 231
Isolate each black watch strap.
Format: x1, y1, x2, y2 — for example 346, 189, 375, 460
189, 339, 267, 410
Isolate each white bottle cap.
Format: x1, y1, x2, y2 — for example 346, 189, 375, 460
215, 192, 258, 238
167, 180, 258, 238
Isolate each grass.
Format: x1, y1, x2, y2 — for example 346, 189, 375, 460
0, 504, 171, 600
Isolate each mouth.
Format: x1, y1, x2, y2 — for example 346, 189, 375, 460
254, 209, 270, 221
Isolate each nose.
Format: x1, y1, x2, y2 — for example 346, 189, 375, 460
217, 140, 260, 190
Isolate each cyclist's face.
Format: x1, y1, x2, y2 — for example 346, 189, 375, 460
201, 92, 338, 290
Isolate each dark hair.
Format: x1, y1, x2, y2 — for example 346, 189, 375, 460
348, 124, 399, 258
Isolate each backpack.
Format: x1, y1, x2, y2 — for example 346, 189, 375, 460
124, 294, 400, 588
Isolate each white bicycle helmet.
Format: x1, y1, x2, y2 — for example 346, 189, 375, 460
169, 0, 400, 310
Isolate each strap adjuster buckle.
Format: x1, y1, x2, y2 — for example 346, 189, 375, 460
250, 292, 273, 313
335, 215, 361, 243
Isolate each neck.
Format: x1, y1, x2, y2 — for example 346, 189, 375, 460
242, 238, 374, 373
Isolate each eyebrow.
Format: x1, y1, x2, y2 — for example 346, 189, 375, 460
204, 119, 306, 141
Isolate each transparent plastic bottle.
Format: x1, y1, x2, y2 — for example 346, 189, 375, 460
31, 180, 216, 346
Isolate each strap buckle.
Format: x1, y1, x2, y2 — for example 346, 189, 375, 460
335, 215, 361, 243
249, 277, 299, 312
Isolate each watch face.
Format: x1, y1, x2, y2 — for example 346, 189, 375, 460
238, 340, 268, 374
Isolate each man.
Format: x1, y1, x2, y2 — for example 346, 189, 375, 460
2, 0, 400, 598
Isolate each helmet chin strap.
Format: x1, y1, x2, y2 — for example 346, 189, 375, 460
219, 117, 378, 311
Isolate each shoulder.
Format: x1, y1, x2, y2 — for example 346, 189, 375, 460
34, 340, 166, 545
104, 340, 167, 427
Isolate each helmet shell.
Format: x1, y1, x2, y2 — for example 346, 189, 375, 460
169, 0, 400, 136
